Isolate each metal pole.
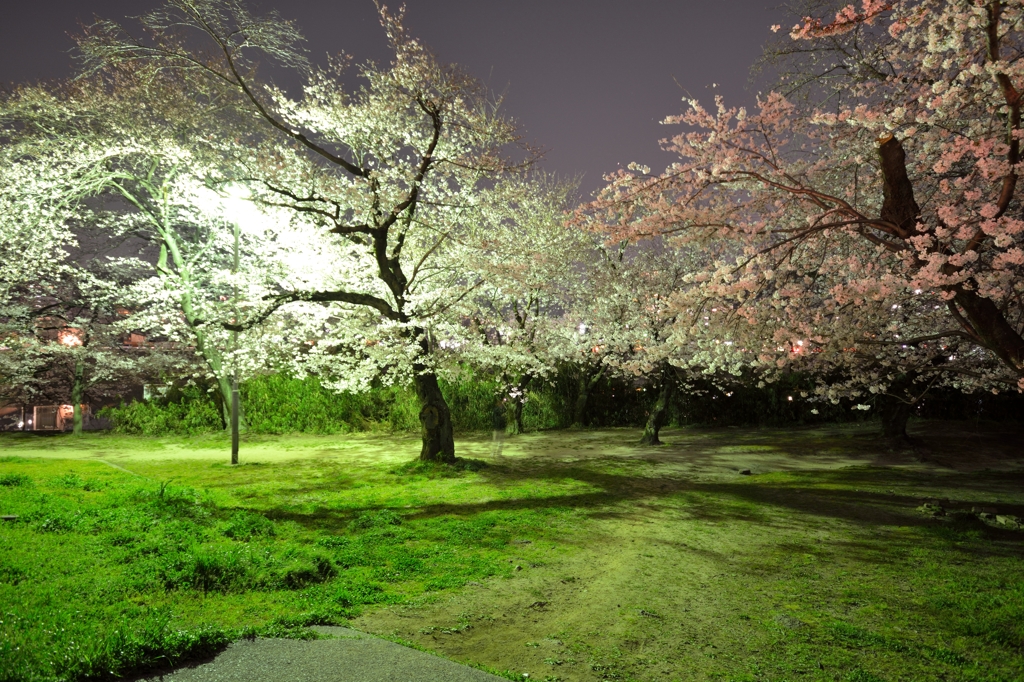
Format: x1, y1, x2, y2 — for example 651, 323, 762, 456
230, 217, 240, 465
231, 375, 239, 464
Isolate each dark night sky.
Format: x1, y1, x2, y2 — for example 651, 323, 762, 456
1, 1, 784, 197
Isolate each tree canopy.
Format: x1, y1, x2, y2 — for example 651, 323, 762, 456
2, 0, 1022, 447
581, 0, 1024, 435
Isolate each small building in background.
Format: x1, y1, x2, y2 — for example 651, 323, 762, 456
0, 403, 112, 432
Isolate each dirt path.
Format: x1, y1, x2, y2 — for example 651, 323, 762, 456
351, 421, 1024, 681
479, 421, 1024, 475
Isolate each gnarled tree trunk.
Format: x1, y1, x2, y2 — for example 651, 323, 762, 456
508, 374, 531, 435
879, 397, 912, 439
879, 135, 1024, 376
952, 289, 1024, 371
414, 366, 455, 463
572, 365, 605, 428
640, 370, 674, 445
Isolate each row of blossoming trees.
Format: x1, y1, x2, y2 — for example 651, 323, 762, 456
0, 0, 614, 455
2, 0, 1022, 456
579, 0, 1024, 437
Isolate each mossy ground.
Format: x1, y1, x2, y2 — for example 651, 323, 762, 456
1, 421, 1022, 681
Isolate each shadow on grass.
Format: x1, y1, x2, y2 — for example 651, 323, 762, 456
251, 452, 1024, 564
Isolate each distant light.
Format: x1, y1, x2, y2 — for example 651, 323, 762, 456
58, 330, 83, 347
788, 396, 793, 401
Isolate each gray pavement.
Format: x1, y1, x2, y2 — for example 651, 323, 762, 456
135, 626, 507, 682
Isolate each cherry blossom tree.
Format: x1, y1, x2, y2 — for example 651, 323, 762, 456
0, 177, 188, 435
0, 266, 184, 435
0, 72, 321, 432
583, 242, 696, 444
79, 0, 535, 461
583, 0, 1024, 437
449, 178, 590, 434
0, 142, 80, 306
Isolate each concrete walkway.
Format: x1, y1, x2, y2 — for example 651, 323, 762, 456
134, 626, 507, 682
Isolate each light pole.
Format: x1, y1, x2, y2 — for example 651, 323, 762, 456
231, 217, 240, 465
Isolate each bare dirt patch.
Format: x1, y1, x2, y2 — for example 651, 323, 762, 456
352, 421, 1024, 681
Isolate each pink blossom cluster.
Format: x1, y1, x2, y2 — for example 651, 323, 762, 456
580, 0, 1024, 404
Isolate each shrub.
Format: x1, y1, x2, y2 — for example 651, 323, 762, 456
222, 510, 276, 541
439, 375, 501, 431
241, 375, 420, 434
102, 385, 222, 436
521, 390, 562, 431
349, 509, 403, 530
0, 473, 31, 487
278, 555, 336, 589
160, 547, 257, 593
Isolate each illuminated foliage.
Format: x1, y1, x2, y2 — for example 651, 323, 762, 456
583, 0, 1024, 434
74, 1, 544, 459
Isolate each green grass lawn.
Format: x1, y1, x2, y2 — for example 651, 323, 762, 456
0, 425, 1022, 682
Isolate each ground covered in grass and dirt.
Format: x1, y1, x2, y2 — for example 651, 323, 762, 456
1, 421, 1022, 682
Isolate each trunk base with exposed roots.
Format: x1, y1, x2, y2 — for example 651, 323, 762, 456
508, 374, 530, 435
572, 366, 605, 428
640, 372, 674, 446
638, 430, 662, 446
880, 399, 912, 440
415, 370, 455, 463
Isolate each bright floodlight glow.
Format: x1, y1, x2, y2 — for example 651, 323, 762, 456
192, 183, 278, 237
58, 330, 83, 347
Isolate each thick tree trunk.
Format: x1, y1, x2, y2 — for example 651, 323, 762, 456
640, 373, 674, 446
879, 135, 1024, 375
509, 374, 531, 436
71, 358, 84, 437
878, 370, 918, 440
413, 366, 455, 463
878, 135, 921, 235
879, 398, 912, 439
953, 289, 1024, 371
572, 366, 605, 428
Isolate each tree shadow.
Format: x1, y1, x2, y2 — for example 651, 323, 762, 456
254, 448, 1024, 564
